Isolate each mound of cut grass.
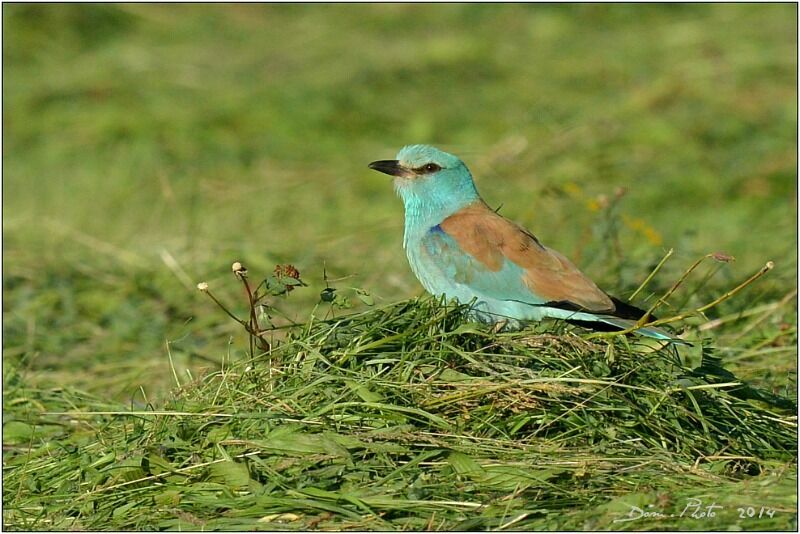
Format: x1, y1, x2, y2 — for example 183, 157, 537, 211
3, 296, 796, 531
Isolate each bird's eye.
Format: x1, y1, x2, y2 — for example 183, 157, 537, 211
422, 163, 441, 173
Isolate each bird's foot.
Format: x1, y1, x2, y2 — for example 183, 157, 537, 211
491, 320, 509, 334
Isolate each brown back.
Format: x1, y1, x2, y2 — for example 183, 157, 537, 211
439, 202, 615, 312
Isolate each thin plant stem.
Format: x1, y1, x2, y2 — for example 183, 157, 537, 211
636, 252, 726, 326
201, 289, 248, 328
629, 248, 673, 301
588, 260, 775, 340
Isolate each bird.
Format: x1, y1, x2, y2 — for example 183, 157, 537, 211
368, 144, 682, 343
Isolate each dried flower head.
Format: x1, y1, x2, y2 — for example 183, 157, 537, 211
710, 252, 735, 263
196, 282, 209, 292
231, 261, 248, 279
274, 264, 301, 280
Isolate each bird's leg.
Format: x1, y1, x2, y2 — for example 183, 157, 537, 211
491, 319, 509, 334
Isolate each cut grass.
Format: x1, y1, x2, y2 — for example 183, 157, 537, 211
3, 297, 796, 530
2, 3, 796, 530
4, 3, 796, 400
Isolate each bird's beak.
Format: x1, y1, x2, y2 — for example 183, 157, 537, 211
368, 160, 414, 178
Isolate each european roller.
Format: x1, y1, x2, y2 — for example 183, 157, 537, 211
369, 144, 679, 342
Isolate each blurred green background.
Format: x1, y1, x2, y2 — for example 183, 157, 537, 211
3, 3, 796, 398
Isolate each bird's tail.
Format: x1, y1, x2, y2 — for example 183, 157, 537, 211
594, 315, 689, 345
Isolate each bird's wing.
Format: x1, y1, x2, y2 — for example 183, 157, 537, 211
422, 224, 536, 302
422, 202, 615, 313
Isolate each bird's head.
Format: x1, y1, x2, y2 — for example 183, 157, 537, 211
368, 145, 480, 216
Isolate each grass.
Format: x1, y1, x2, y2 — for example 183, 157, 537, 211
3, 294, 797, 530
3, 3, 797, 530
